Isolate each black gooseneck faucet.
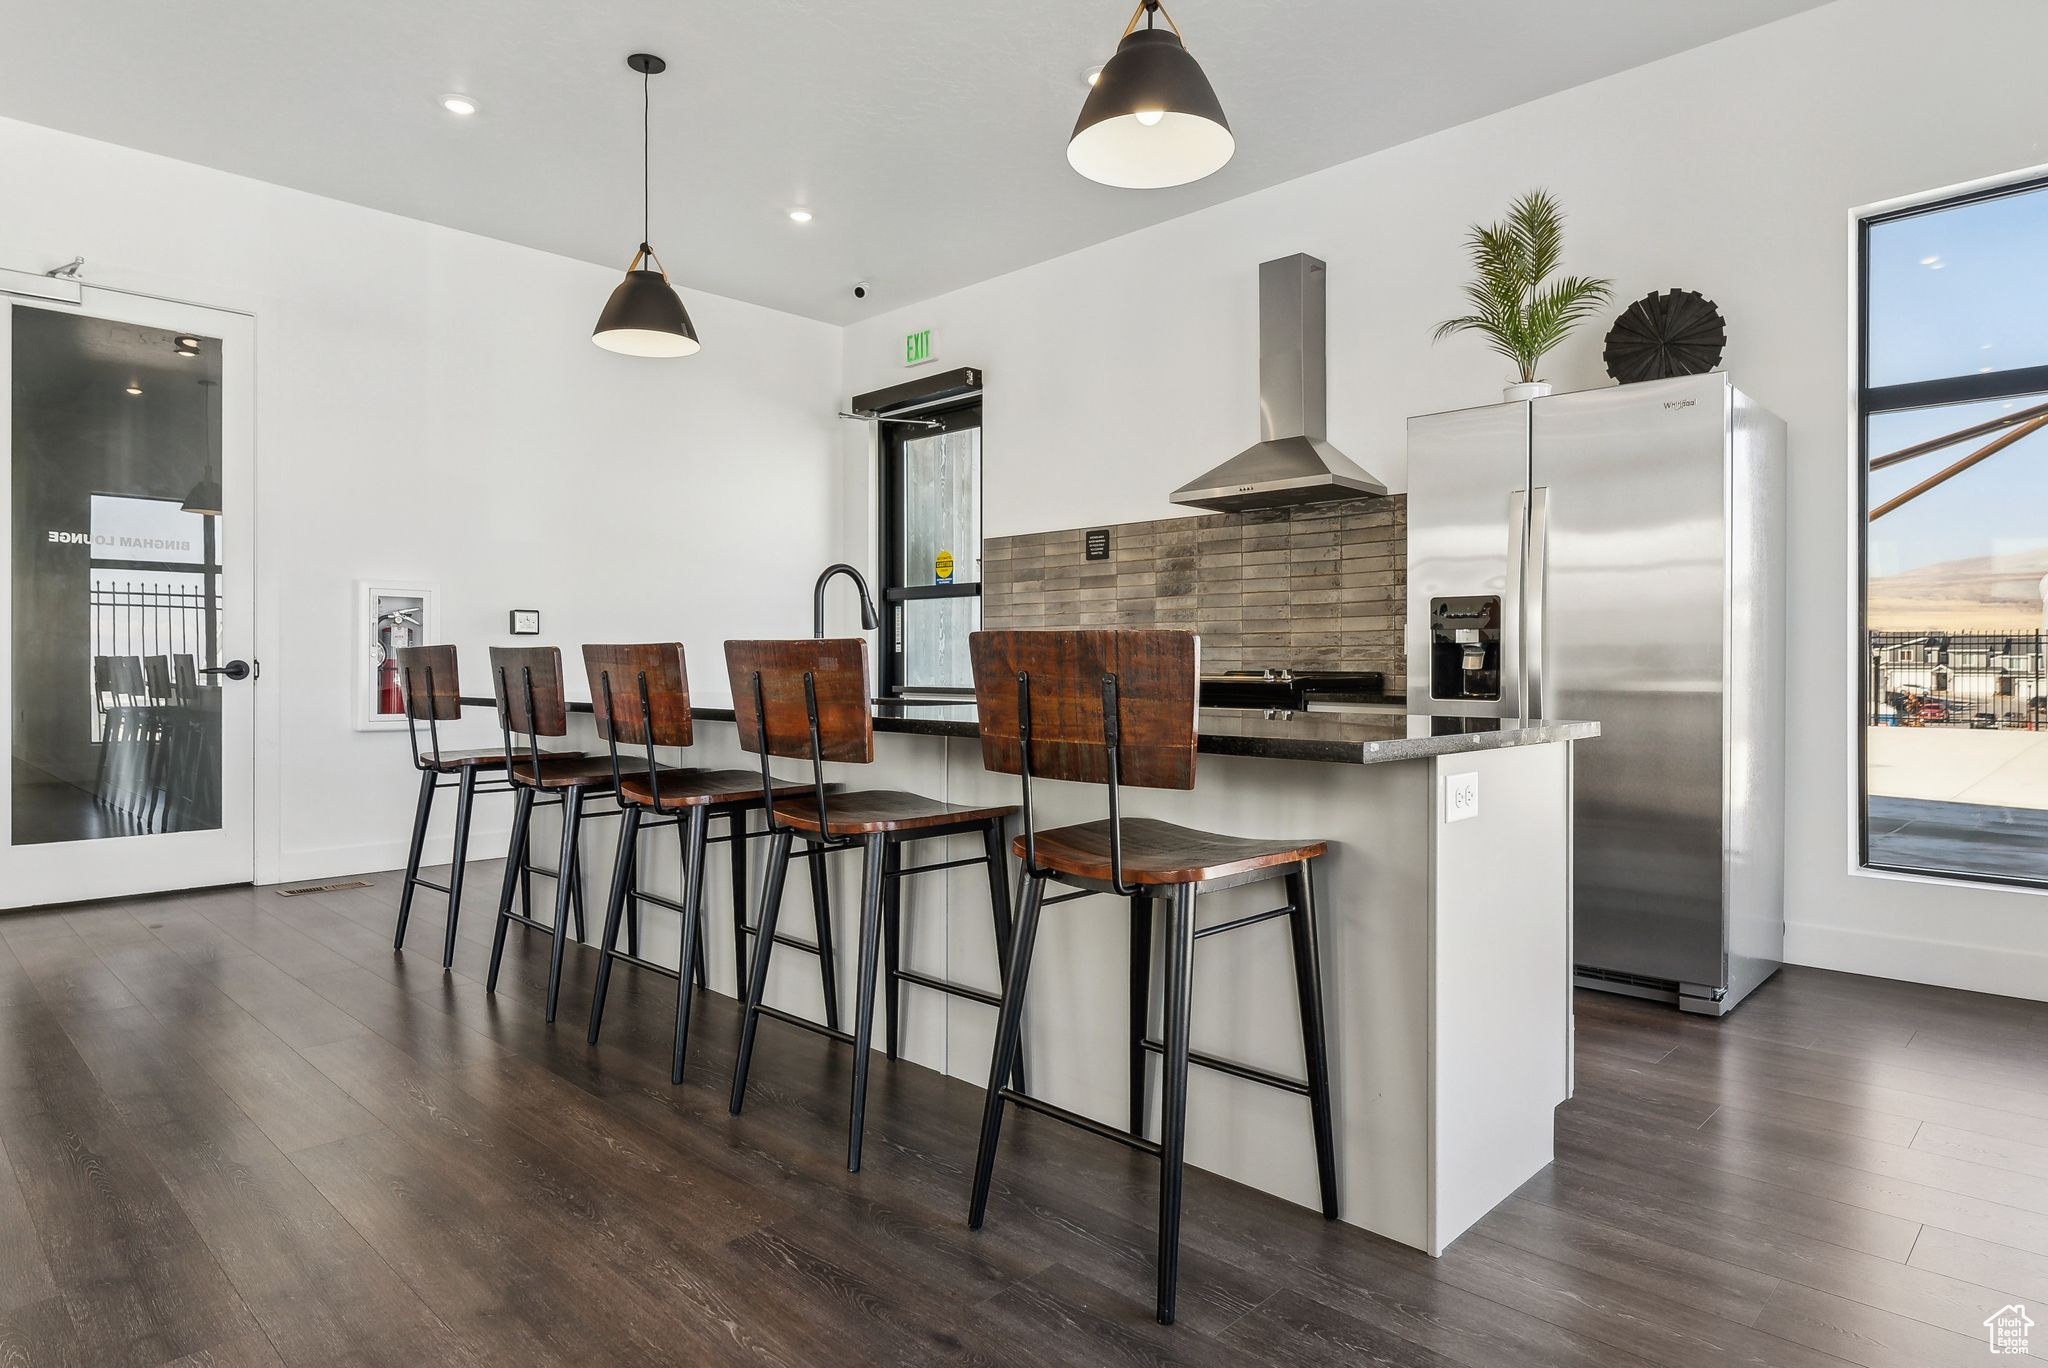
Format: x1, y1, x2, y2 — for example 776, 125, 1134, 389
813, 563, 878, 639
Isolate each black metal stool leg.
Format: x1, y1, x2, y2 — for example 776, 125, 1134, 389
671, 807, 712, 1084
1155, 883, 1197, 1326
1286, 860, 1339, 1219
621, 820, 641, 962
488, 787, 536, 993
1129, 893, 1153, 1138
807, 843, 841, 1031
730, 828, 794, 1115
689, 853, 708, 993
727, 808, 750, 996
442, 766, 478, 968
519, 821, 534, 923
847, 834, 887, 1172
968, 872, 1047, 1230
394, 769, 436, 950
544, 787, 586, 1023
980, 822, 1026, 1094
566, 817, 588, 945
587, 803, 641, 1046
881, 839, 902, 1061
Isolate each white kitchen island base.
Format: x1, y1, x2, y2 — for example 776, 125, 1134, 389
526, 705, 1590, 1257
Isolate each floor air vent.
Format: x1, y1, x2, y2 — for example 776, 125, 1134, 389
277, 880, 374, 897
1573, 964, 1681, 1004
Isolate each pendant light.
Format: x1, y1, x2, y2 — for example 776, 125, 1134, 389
1068, 0, 1233, 189
181, 378, 221, 516
593, 53, 700, 357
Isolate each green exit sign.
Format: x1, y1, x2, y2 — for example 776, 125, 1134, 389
903, 328, 935, 367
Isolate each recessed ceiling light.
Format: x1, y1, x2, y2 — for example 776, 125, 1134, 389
440, 93, 479, 116
125, 380, 142, 396
173, 335, 201, 357
1083, 64, 1104, 87
788, 208, 814, 224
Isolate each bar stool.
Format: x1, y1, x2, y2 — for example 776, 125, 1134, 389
580, 642, 823, 1082
390, 645, 584, 968
724, 638, 1023, 1172
484, 646, 640, 1022
963, 628, 1338, 1326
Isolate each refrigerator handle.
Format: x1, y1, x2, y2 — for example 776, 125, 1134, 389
1506, 488, 1528, 718
1526, 486, 1551, 720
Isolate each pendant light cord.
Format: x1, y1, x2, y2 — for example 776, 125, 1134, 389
640, 64, 651, 251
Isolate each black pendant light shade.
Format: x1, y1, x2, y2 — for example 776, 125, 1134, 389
594, 247, 700, 357
593, 53, 701, 358
1069, 2, 1233, 189
179, 479, 222, 516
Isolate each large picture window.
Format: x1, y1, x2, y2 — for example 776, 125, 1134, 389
1860, 177, 2048, 886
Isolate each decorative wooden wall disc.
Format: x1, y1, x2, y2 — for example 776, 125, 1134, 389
1603, 289, 1726, 383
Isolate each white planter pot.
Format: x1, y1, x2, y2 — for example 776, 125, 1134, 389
1503, 381, 1553, 402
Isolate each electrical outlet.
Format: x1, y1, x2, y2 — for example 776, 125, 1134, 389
1444, 771, 1479, 823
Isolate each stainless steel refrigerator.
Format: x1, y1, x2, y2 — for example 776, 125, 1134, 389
1404, 373, 1786, 1015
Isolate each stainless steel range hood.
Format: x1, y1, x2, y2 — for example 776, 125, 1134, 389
1171, 253, 1387, 513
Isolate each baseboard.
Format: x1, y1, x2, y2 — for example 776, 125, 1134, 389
1786, 922, 2048, 1004
275, 825, 513, 889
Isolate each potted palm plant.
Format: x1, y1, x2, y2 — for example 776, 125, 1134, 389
1433, 189, 1612, 402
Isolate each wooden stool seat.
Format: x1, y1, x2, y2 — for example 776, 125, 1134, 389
616, 767, 814, 810
422, 746, 584, 773
1015, 818, 1327, 888
507, 755, 645, 790
774, 788, 1017, 836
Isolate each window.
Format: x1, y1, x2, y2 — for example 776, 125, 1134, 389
1859, 177, 2048, 887
879, 401, 982, 694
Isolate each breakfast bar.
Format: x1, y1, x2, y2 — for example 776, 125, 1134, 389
479, 691, 1597, 1257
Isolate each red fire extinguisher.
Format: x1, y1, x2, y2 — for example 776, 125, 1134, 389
375, 607, 421, 715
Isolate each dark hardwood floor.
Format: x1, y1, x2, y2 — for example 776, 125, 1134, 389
4, 866, 2048, 1366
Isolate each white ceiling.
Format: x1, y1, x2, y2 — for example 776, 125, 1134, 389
0, 0, 1824, 325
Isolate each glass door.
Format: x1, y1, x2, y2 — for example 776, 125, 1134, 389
2, 289, 255, 905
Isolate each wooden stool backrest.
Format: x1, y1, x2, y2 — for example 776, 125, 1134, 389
723, 639, 873, 764
582, 643, 692, 748
969, 629, 1199, 791
396, 644, 461, 722
489, 646, 569, 739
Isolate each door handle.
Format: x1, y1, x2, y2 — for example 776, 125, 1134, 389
199, 659, 257, 682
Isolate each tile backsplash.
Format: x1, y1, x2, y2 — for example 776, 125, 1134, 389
980, 496, 1406, 694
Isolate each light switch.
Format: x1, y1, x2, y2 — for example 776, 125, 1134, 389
1444, 771, 1479, 823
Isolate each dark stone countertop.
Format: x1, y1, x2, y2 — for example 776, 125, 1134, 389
462, 697, 1595, 766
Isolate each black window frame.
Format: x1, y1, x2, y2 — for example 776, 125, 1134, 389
877, 397, 983, 697
1857, 172, 2048, 890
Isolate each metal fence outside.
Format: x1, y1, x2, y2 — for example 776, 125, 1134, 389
88, 579, 221, 741
1868, 629, 2047, 727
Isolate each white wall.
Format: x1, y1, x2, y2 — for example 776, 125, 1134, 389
0, 114, 844, 883
841, 0, 2048, 1001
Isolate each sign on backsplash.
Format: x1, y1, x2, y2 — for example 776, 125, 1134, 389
903, 328, 935, 367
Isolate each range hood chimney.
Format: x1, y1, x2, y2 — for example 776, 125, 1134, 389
1170, 253, 1387, 513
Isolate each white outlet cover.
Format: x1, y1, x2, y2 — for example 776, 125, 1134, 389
1444, 771, 1480, 823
